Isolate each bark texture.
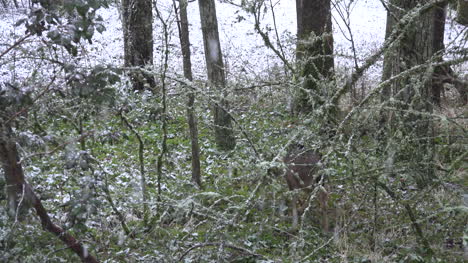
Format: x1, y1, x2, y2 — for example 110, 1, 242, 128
1, 123, 29, 218
431, 2, 447, 105
198, 0, 235, 150
295, 0, 334, 114
457, 0, 468, 25
121, 0, 154, 91
379, 3, 456, 252
381, 0, 439, 187
178, 0, 202, 187
431, 2, 467, 105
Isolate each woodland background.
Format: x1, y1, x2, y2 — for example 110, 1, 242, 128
0, 0, 467, 262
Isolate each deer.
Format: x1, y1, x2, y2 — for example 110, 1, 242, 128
283, 144, 329, 231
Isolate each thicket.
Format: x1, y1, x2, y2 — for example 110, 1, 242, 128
0, 0, 466, 262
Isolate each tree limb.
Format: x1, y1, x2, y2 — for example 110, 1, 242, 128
25, 183, 99, 262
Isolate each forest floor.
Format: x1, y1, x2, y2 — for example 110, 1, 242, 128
0, 1, 467, 262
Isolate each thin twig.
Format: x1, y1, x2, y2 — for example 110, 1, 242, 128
5, 75, 58, 125
95, 162, 133, 237
0, 33, 33, 59
153, 1, 170, 203
330, 0, 451, 107
119, 109, 148, 225
253, 2, 295, 74
179, 242, 265, 262
269, 0, 289, 76
19, 130, 94, 164
376, 181, 433, 254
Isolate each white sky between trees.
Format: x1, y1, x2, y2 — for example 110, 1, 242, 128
0, 0, 466, 86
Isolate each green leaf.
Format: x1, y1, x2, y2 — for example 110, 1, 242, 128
76, 5, 89, 17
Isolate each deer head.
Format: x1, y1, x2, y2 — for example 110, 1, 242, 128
283, 144, 329, 231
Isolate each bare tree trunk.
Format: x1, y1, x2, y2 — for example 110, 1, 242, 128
121, 0, 155, 91
381, 0, 437, 186
198, 0, 236, 151
457, 0, 468, 25
431, 2, 447, 105
1, 123, 30, 219
295, 0, 334, 115
431, 2, 467, 105
176, 0, 202, 188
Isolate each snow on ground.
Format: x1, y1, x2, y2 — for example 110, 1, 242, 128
184, 0, 387, 80
1, 0, 466, 87
91, 0, 389, 82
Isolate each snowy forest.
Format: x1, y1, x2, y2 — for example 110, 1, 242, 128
0, 0, 467, 262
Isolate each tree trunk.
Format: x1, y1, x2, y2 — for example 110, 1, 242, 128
295, 0, 334, 114
1, 123, 30, 219
198, 0, 236, 151
431, 2, 467, 105
177, 0, 202, 188
431, 2, 447, 105
381, 0, 438, 187
457, 0, 468, 25
121, 0, 155, 91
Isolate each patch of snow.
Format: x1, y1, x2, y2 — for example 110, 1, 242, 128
1, 1, 466, 93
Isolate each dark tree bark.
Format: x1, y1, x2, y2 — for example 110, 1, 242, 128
0, 123, 98, 262
295, 0, 334, 114
121, 0, 155, 91
176, 0, 202, 188
379, 2, 458, 251
431, 2, 448, 105
1, 123, 30, 219
451, 0, 468, 104
198, 0, 236, 151
381, 0, 441, 187
457, 0, 468, 25
431, 2, 467, 105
